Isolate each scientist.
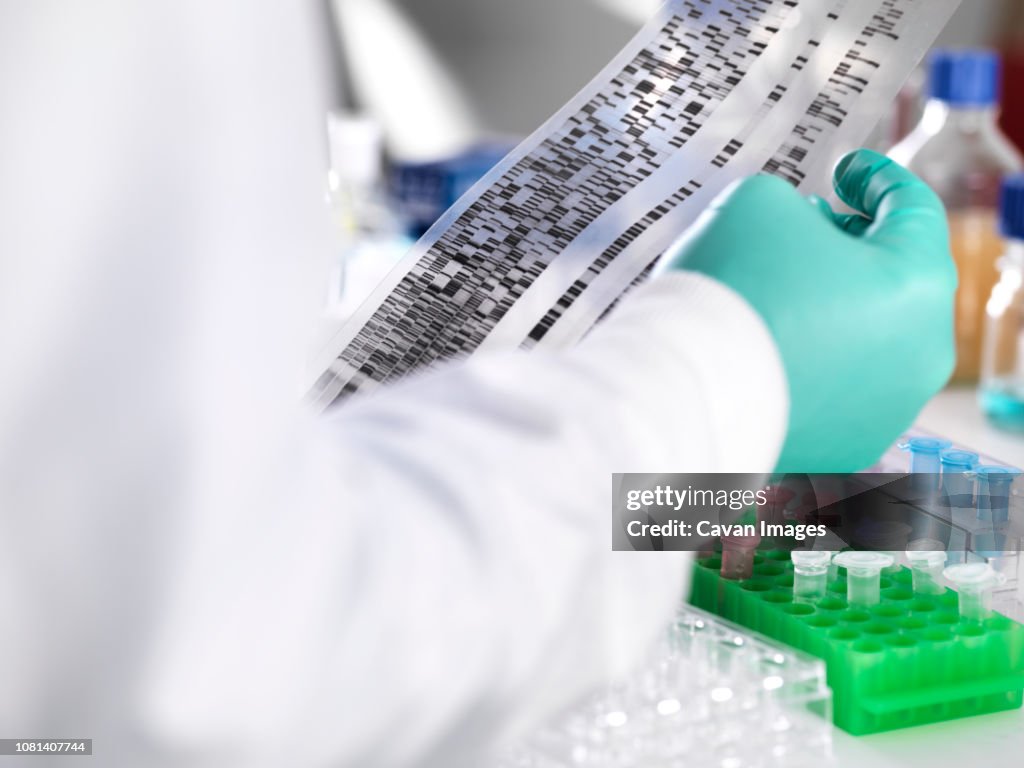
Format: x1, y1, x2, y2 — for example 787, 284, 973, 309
0, 2, 953, 767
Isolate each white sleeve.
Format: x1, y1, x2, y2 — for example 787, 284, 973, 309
134, 273, 787, 768
331, 272, 788, 765
0, 1, 787, 766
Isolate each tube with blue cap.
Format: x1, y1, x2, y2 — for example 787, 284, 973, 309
975, 466, 1020, 524
900, 437, 953, 474
940, 449, 978, 509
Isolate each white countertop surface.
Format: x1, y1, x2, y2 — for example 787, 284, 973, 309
918, 387, 1024, 469
832, 706, 1024, 767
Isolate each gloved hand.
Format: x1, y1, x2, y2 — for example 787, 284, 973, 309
666, 149, 955, 472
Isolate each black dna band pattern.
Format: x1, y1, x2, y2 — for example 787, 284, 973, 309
311, 0, 959, 407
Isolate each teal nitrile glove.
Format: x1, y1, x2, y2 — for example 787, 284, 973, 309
667, 149, 956, 472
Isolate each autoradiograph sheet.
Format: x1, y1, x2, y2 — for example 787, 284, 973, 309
310, 0, 961, 407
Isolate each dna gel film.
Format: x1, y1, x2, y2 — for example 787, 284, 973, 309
310, 0, 961, 407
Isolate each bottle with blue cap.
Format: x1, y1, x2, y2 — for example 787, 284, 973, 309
890, 50, 1023, 382
981, 174, 1024, 429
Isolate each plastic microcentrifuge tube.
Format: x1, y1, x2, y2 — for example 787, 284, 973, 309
853, 518, 910, 575
975, 466, 1020, 523
940, 450, 978, 508
900, 437, 953, 474
944, 563, 1008, 623
901, 438, 952, 521
905, 545, 947, 596
791, 551, 833, 602
720, 533, 761, 581
756, 485, 795, 528
832, 552, 895, 606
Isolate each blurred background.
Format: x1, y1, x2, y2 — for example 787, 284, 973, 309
320, 0, 1024, 460
326, 0, 1024, 158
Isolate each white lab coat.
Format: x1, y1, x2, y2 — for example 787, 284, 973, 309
0, 2, 787, 766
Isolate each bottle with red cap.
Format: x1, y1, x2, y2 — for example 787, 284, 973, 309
890, 50, 1023, 383
980, 174, 1024, 429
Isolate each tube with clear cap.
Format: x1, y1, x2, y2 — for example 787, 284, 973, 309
791, 551, 833, 602
756, 485, 796, 549
757, 485, 795, 527
905, 544, 947, 596
833, 552, 894, 606
944, 563, 1007, 622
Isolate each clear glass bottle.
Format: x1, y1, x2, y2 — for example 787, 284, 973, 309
325, 111, 409, 313
981, 174, 1024, 429
890, 51, 1023, 383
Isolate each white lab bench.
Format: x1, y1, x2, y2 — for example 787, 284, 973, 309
918, 387, 1024, 469
831, 386, 1024, 767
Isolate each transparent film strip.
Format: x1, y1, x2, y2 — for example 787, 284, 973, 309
495, 604, 833, 768
311, 0, 961, 406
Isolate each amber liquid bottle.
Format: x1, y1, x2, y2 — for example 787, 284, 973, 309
981, 175, 1024, 430
890, 51, 1023, 383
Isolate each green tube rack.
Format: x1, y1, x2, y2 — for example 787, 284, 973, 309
690, 551, 1024, 735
